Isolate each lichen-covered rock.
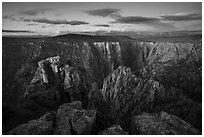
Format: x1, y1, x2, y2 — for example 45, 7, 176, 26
54, 101, 96, 135
7, 112, 56, 135
131, 111, 200, 135
99, 125, 128, 135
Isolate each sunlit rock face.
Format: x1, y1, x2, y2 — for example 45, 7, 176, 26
92, 42, 122, 75
30, 56, 61, 85
24, 55, 90, 108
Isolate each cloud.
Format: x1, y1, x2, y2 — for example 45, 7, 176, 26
18, 8, 51, 16
24, 18, 89, 25
31, 18, 69, 24
112, 12, 202, 26
112, 15, 176, 31
161, 13, 202, 21
28, 23, 38, 26
67, 21, 89, 26
94, 24, 110, 27
3, 15, 12, 19
3, 14, 16, 20
113, 16, 160, 24
2, 29, 34, 33
85, 8, 120, 17
3, 8, 51, 21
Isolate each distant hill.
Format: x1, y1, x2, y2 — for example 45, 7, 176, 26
3, 31, 202, 43
52, 33, 135, 42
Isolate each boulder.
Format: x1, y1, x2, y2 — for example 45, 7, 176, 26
54, 101, 96, 135
7, 112, 55, 135
99, 125, 128, 135
131, 111, 200, 135
71, 109, 96, 134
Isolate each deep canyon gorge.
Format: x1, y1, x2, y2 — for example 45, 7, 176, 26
2, 34, 202, 135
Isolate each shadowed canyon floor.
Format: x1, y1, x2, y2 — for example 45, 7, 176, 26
2, 34, 202, 134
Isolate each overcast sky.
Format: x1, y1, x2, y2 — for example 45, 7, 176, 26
2, 2, 202, 36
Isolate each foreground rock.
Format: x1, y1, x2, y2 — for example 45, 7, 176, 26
131, 111, 200, 135
99, 125, 128, 135
7, 112, 56, 135
54, 101, 96, 135
7, 101, 96, 135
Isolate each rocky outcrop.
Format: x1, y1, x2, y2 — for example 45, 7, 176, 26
24, 56, 90, 108
30, 55, 61, 84
24, 56, 63, 103
54, 101, 96, 135
131, 111, 200, 135
101, 66, 201, 132
99, 125, 128, 135
7, 111, 56, 135
101, 66, 164, 126
29, 55, 61, 86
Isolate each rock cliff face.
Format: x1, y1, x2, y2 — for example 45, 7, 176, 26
25, 55, 90, 108
100, 66, 201, 132
2, 35, 202, 134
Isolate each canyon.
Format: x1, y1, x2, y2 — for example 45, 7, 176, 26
2, 34, 202, 134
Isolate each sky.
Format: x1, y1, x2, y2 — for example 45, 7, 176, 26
2, 2, 202, 36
